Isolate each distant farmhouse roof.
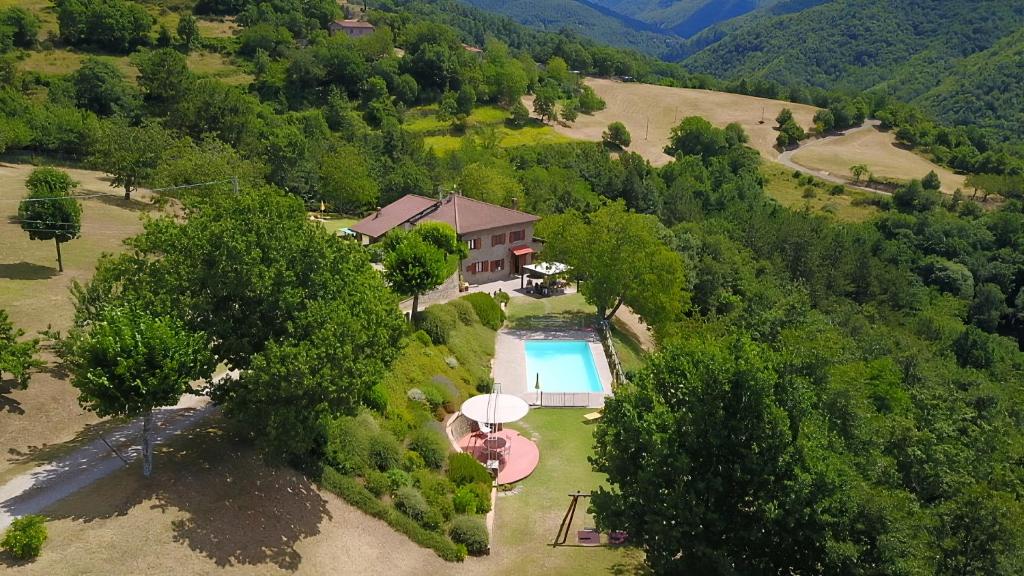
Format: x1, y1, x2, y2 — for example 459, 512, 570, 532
329, 19, 375, 30
462, 43, 483, 54
351, 194, 539, 241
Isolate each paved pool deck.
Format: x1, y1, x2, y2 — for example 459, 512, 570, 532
492, 328, 613, 408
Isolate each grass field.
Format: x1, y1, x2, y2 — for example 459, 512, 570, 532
317, 215, 358, 235
196, 16, 241, 38
186, 51, 252, 85
760, 161, 879, 223
0, 162, 155, 483
17, 49, 138, 79
0, 0, 58, 38
543, 77, 820, 166
790, 126, 965, 194
408, 106, 573, 154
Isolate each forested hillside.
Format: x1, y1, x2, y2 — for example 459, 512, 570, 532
682, 0, 1024, 141
458, 0, 686, 57
586, 0, 780, 38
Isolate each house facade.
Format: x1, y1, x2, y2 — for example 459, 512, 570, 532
350, 194, 540, 285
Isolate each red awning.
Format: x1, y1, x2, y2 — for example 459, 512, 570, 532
511, 246, 534, 256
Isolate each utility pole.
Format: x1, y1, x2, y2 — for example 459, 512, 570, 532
645, 116, 649, 141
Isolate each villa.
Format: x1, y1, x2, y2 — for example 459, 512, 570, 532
351, 194, 541, 284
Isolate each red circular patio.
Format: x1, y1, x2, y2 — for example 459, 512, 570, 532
456, 427, 539, 484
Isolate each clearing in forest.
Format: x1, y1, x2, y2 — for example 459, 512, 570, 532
790, 125, 966, 194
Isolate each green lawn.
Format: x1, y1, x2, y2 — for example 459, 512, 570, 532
506, 293, 593, 323
409, 105, 573, 154
496, 408, 646, 573
317, 216, 358, 235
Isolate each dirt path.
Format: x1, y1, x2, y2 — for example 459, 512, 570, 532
0, 372, 235, 531
777, 120, 891, 195
612, 306, 655, 352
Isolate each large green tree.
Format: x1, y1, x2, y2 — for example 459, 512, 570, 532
90, 119, 175, 200
66, 305, 214, 477
592, 337, 806, 574
540, 202, 686, 332
18, 167, 81, 272
384, 227, 454, 318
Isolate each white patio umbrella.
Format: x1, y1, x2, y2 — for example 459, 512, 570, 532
460, 393, 529, 425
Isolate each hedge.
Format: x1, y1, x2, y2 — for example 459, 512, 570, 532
449, 299, 480, 326
321, 468, 467, 561
461, 293, 504, 330
449, 515, 489, 555
447, 452, 493, 486
410, 427, 450, 470
416, 305, 458, 345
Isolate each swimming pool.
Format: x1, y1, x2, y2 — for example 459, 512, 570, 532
524, 340, 604, 393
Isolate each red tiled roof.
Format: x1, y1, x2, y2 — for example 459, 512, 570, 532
349, 194, 538, 239
420, 194, 538, 235
350, 195, 436, 239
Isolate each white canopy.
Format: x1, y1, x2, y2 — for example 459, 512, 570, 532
522, 261, 570, 276
460, 393, 529, 424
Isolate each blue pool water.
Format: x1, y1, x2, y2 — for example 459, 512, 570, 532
524, 340, 603, 393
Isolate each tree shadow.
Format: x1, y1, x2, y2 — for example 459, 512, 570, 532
0, 378, 25, 415
0, 262, 59, 281
0, 550, 35, 568
84, 193, 160, 213
35, 422, 331, 571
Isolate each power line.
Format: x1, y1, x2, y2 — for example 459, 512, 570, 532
0, 193, 108, 204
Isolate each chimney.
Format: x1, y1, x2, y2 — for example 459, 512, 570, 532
511, 197, 518, 210
373, 206, 381, 219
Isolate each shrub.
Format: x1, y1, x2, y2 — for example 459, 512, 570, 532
394, 486, 441, 529
475, 376, 494, 394
365, 470, 391, 497
2, 515, 47, 560
368, 431, 403, 471
449, 516, 489, 555
461, 293, 504, 330
385, 469, 413, 492
453, 483, 492, 514
417, 305, 458, 345
424, 488, 455, 521
602, 121, 631, 148
364, 384, 388, 413
413, 469, 454, 497
421, 385, 447, 411
493, 291, 510, 307
412, 330, 433, 347
449, 299, 480, 326
321, 468, 467, 561
325, 414, 375, 474
410, 428, 448, 469
402, 450, 426, 472
447, 452, 492, 486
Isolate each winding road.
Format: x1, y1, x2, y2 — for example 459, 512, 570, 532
0, 371, 236, 531
776, 120, 892, 196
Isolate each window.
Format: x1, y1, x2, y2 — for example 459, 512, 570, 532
491, 259, 504, 272
509, 229, 526, 243
467, 238, 481, 250
467, 261, 488, 274
491, 233, 506, 246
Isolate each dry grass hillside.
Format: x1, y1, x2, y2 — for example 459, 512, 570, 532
791, 126, 966, 194
546, 77, 819, 165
